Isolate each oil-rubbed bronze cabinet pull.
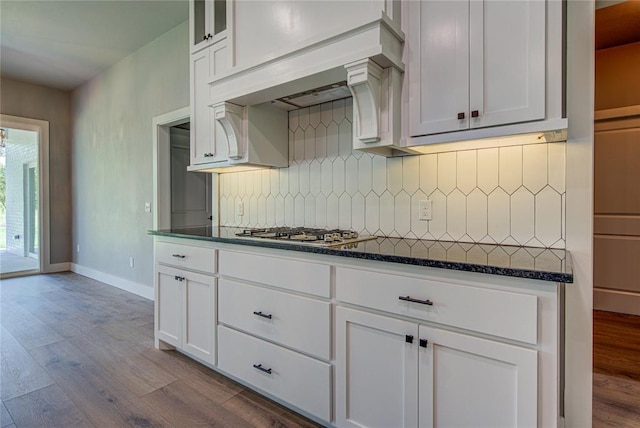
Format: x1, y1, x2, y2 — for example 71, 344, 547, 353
253, 311, 273, 320
253, 363, 272, 374
471, 110, 479, 118
405, 335, 414, 344
172, 254, 186, 258
420, 338, 429, 348
399, 295, 434, 306
457, 112, 465, 120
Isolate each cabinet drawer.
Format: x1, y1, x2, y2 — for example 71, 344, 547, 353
156, 241, 216, 273
219, 279, 330, 360
218, 250, 330, 298
336, 267, 537, 344
218, 326, 331, 422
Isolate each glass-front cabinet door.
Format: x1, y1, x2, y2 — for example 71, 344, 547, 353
191, 0, 227, 52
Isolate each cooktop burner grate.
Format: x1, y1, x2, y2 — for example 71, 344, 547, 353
235, 227, 375, 247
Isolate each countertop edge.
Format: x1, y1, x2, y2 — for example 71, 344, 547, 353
148, 230, 573, 284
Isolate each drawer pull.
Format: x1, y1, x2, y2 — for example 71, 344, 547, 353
253, 311, 273, 319
405, 335, 414, 344
419, 338, 429, 348
399, 295, 433, 306
174, 275, 185, 282
172, 254, 186, 259
253, 363, 272, 374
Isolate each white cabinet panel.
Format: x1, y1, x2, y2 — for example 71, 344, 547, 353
469, 0, 545, 129
418, 326, 538, 428
156, 240, 216, 274
219, 250, 331, 298
336, 267, 538, 344
156, 266, 183, 347
183, 271, 216, 364
408, 0, 547, 138
218, 279, 331, 360
191, 49, 214, 165
155, 252, 216, 366
218, 326, 331, 422
336, 307, 418, 428
409, 0, 469, 135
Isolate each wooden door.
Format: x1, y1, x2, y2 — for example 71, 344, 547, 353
408, 0, 469, 136
336, 306, 419, 428
418, 325, 538, 428
469, 0, 545, 129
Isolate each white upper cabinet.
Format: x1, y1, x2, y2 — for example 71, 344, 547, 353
406, 0, 564, 145
190, 0, 227, 53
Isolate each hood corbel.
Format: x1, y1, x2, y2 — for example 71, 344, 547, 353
213, 102, 244, 160
345, 58, 407, 157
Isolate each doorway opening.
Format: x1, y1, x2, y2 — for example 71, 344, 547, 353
152, 107, 216, 232
0, 115, 49, 278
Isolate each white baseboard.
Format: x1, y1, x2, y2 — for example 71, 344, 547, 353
594, 288, 640, 316
70, 263, 154, 301
46, 262, 71, 273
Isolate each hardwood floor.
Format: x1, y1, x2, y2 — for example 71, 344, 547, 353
593, 310, 640, 427
0, 273, 321, 428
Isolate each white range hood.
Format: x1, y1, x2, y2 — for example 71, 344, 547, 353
208, 13, 411, 158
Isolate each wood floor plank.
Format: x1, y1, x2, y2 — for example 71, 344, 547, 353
593, 310, 640, 427
9, 293, 79, 325
222, 388, 323, 428
141, 380, 248, 427
0, 304, 64, 350
29, 340, 172, 428
1, 401, 14, 427
66, 333, 177, 398
0, 327, 54, 401
3, 384, 93, 428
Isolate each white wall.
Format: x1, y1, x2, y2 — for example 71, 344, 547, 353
71, 21, 189, 293
220, 99, 566, 249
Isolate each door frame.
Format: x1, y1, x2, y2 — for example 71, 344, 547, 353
152, 106, 218, 231
0, 114, 50, 278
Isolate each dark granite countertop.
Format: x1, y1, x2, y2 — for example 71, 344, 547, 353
148, 226, 573, 284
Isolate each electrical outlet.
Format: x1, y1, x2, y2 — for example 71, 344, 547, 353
237, 201, 244, 216
418, 199, 432, 221
144, 202, 151, 213
129, 257, 135, 268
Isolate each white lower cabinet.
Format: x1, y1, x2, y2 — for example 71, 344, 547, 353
155, 264, 216, 365
218, 325, 332, 422
336, 306, 538, 428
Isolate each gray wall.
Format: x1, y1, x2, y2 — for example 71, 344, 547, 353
0, 77, 72, 264
71, 21, 189, 289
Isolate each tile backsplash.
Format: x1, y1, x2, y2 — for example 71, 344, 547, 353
219, 99, 566, 249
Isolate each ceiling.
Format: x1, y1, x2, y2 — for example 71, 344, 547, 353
0, 0, 188, 91
595, 0, 640, 49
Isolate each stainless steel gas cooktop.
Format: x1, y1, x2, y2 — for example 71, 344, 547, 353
235, 227, 376, 248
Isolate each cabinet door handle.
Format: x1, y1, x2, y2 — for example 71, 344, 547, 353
174, 275, 185, 282
457, 112, 465, 120
399, 296, 434, 306
253, 311, 273, 319
253, 363, 272, 374
172, 254, 186, 259
471, 110, 479, 118
405, 334, 414, 344
419, 338, 429, 348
